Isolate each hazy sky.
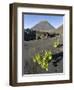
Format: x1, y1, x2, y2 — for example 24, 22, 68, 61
23, 14, 64, 29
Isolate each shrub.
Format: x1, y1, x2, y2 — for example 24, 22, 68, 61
33, 50, 52, 71
53, 39, 60, 48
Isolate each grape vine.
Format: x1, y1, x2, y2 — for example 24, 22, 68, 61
33, 50, 52, 71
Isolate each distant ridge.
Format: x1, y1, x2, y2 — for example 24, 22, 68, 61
55, 25, 63, 34
31, 21, 55, 32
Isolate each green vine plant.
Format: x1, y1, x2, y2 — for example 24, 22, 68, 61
33, 50, 52, 71
53, 39, 60, 48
